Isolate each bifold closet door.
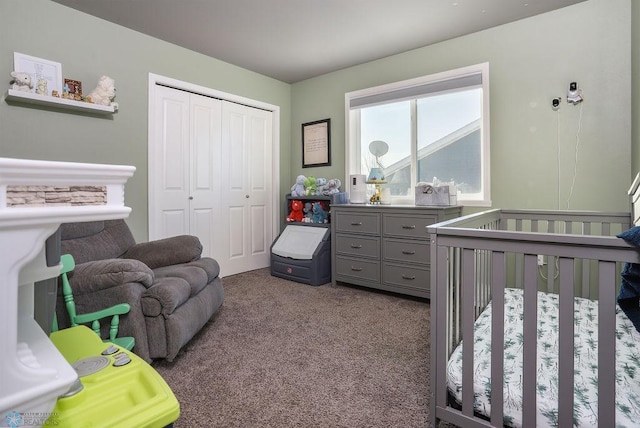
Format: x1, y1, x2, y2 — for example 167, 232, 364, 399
150, 85, 221, 259
219, 101, 273, 276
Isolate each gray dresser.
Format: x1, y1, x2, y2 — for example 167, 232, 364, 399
330, 204, 461, 298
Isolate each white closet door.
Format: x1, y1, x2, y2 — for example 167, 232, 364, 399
150, 86, 221, 259
151, 85, 191, 239
219, 101, 273, 276
188, 94, 222, 258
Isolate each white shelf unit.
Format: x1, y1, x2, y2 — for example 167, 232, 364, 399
5, 89, 117, 114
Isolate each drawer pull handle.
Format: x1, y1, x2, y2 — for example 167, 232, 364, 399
402, 225, 416, 229
351, 222, 363, 226
402, 250, 415, 255
351, 267, 363, 272
351, 244, 363, 249
402, 275, 416, 280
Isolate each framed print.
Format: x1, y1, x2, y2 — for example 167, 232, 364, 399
64, 78, 82, 95
13, 52, 62, 96
302, 118, 331, 168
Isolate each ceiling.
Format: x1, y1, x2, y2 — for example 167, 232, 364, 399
52, 0, 586, 84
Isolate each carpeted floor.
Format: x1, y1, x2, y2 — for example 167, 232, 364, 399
153, 268, 432, 427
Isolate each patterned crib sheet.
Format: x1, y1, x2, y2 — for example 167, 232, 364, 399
446, 288, 640, 427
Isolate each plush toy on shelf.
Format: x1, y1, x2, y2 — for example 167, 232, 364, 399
311, 202, 328, 224
87, 75, 118, 108
290, 175, 306, 197
325, 178, 342, 195
9, 71, 33, 92
314, 177, 327, 196
35, 79, 47, 95
304, 176, 316, 196
303, 202, 313, 223
287, 199, 304, 222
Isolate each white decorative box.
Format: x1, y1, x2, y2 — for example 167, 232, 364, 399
415, 182, 457, 206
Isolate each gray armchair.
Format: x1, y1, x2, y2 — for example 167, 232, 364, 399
55, 219, 224, 362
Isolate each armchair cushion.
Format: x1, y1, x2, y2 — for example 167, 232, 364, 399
141, 277, 191, 317
60, 220, 136, 264
122, 235, 202, 269
153, 265, 209, 296
70, 259, 154, 294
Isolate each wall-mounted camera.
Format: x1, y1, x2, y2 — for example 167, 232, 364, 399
567, 81, 583, 105
552, 97, 561, 111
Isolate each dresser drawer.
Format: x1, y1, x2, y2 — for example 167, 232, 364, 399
382, 263, 429, 291
335, 256, 380, 282
334, 211, 380, 235
383, 214, 436, 239
335, 234, 379, 259
383, 238, 430, 265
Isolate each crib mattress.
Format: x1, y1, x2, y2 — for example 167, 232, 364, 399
447, 288, 640, 427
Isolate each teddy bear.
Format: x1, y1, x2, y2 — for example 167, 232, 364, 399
286, 199, 304, 222
311, 202, 328, 224
314, 177, 327, 196
87, 75, 118, 108
304, 176, 316, 196
325, 178, 342, 195
290, 175, 306, 197
302, 202, 313, 223
10, 71, 33, 92
35, 79, 47, 95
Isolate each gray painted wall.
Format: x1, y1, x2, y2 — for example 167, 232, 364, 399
291, 0, 632, 213
0, 0, 292, 241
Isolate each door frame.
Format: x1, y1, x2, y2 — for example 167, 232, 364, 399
147, 72, 281, 245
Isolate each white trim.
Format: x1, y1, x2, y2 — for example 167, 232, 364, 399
147, 73, 281, 240
344, 62, 491, 206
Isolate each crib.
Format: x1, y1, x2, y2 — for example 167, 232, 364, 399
428, 205, 640, 427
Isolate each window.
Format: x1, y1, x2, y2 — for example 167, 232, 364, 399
345, 63, 490, 205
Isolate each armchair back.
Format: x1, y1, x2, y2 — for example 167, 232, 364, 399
60, 220, 136, 264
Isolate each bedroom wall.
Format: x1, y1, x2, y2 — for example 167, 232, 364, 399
0, 0, 292, 241
633, 0, 640, 178
291, 0, 632, 212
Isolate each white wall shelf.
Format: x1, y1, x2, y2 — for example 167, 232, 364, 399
5, 89, 117, 115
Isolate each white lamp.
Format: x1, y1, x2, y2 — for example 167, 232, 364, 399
366, 140, 388, 204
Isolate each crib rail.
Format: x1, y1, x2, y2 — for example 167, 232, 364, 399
428, 209, 639, 427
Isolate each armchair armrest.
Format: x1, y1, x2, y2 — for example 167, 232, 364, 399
73, 303, 131, 325
121, 235, 203, 269
71, 259, 155, 293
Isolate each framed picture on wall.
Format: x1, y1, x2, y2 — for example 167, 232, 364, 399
13, 52, 62, 96
302, 118, 331, 168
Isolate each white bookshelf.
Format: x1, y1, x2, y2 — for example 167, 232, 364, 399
5, 89, 117, 114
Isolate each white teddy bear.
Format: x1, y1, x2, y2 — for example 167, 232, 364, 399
87, 75, 118, 108
10, 71, 33, 92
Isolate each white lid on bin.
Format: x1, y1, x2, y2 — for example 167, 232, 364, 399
272, 225, 328, 260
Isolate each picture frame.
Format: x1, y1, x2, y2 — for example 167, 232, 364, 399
302, 118, 331, 168
13, 52, 62, 96
64, 78, 82, 95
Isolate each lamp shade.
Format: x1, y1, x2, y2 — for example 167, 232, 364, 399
366, 167, 386, 183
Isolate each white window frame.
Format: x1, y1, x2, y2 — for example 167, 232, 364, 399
344, 62, 491, 206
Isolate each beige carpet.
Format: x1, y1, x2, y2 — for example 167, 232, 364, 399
153, 268, 431, 427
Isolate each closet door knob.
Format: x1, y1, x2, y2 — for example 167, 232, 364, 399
245, 195, 250, 198
188, 196, 193, 200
